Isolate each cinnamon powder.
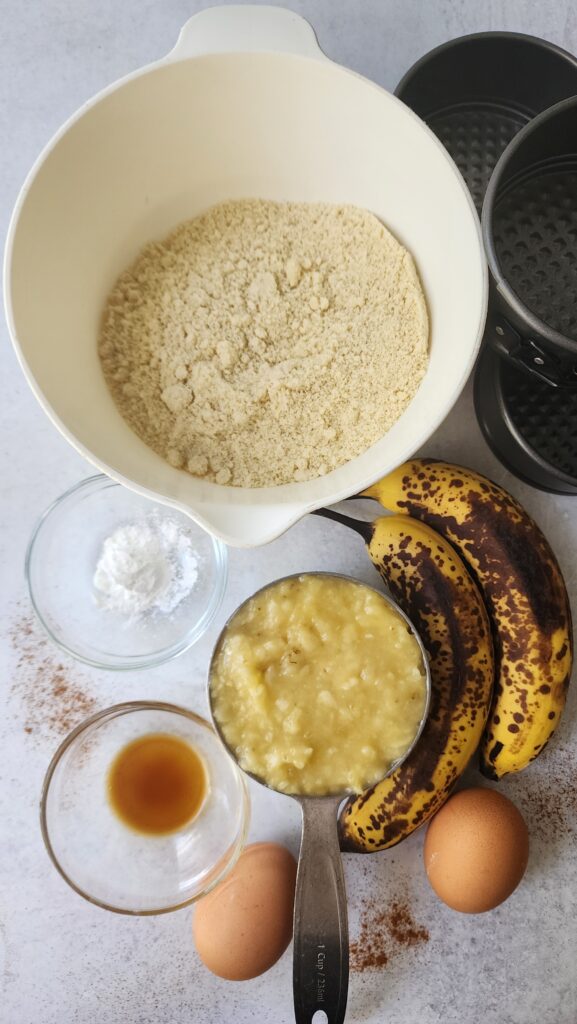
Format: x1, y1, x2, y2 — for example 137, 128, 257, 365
350, 894, 429, 972
505, 740, 577, 843
9, 611, 98, 740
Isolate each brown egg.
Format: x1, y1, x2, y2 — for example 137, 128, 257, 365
193, 842, 297, 980
424, 787, 529, 913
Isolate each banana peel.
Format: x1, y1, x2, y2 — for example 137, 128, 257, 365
362, 458, 573, 779
316, 508, 494, 854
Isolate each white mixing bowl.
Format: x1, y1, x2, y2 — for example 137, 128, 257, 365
4, 5, 487, 546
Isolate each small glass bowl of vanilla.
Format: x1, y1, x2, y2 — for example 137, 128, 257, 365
40, 702, 250, 914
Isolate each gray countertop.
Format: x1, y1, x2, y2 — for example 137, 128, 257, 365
1, 2, 576, 1022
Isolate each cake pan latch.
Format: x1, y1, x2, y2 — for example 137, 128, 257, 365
489, 316, 577, 390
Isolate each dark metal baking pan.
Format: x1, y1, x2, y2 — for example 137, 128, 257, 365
395, 32, 577, 213
482, 95, 577, 389
396, 33, 577, 492
475, 345, 577, 494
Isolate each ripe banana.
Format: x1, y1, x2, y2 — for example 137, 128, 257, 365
316, 509, 494, 853
362, 458, 573, 779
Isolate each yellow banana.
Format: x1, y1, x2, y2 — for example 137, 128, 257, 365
362, 459, 573, 779
316, 509, 494, 853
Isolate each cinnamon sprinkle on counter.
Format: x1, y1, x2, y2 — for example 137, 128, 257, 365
505, 740, 577, 843
350, 895, 429, 972
9, 612, 98, 740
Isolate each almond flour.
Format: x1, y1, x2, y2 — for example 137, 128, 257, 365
99, 200, 429, 487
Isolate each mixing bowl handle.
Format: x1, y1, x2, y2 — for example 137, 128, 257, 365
293, 796, 349, 1024
167, 5, 327, 62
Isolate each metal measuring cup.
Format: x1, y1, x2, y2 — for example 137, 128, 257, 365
208, 573, 431, 1024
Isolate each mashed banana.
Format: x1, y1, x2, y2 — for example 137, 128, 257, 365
210, 575, 427, 796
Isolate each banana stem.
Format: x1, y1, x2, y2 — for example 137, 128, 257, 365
312, 507, 372, 543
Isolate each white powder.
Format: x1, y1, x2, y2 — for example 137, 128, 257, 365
93, 516, 198, 617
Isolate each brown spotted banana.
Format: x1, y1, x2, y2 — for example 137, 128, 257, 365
315, 508, 494, 854
362, 458, 573, 780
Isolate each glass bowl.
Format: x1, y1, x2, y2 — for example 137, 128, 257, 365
25, 475, 227, 670
40, 702, 250, 915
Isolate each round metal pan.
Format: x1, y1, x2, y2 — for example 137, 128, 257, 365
482, 95, 577, 388
475, 345, 577, 495
397, 33, 577, 493
395, 31, 577, 213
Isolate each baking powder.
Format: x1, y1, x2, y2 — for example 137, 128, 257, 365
93, 515, 198, 617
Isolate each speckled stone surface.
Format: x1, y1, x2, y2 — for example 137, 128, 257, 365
1, 2, 577, 1022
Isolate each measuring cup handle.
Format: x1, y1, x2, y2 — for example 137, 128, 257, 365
293, 798, 349, 1024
